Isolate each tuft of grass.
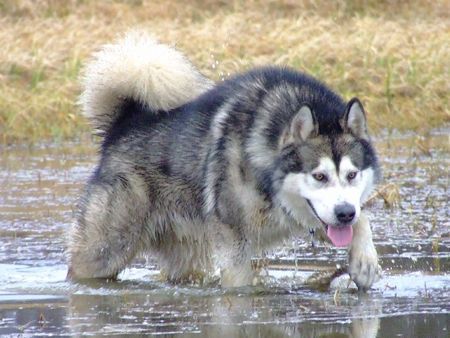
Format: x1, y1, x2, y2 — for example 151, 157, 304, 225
365, 183, 401, 208
0, 0, 449, 143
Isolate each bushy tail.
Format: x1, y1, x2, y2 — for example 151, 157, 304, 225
79, 31, 213, 134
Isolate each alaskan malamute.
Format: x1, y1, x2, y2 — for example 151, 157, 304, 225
67, 32, 381, 291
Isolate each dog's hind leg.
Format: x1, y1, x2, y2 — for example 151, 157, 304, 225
67, 173, 149, 280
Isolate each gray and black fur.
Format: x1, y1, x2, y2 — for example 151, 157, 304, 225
68, 33, 381, 289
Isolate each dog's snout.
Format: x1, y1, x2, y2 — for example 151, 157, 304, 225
335, 203, 356, 224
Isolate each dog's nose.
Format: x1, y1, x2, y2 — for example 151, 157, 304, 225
334, 203, 356, 224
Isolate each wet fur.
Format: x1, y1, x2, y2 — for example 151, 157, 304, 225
68, 33, 381, 289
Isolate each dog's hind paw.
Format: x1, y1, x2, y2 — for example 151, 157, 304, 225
348, 244, 381, 291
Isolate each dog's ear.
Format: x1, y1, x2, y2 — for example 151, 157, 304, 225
281, 104, 317, 145
343, 98, 369, 140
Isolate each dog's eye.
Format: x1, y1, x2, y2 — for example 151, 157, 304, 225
312, 173, 327, 182
347, 171, 358, 181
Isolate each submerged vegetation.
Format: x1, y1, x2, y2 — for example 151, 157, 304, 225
0, 0, 449, 143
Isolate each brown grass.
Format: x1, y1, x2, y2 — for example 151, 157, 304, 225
1, 0, 449, 143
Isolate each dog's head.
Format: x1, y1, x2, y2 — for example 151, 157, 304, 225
275, 98, 380, 247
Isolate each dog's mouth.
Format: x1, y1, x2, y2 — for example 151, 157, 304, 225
306, 199, 353, 247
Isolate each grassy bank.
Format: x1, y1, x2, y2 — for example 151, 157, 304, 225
1, 0, 449, 143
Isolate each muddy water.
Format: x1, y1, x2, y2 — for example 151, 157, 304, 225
0, 130, 448, 337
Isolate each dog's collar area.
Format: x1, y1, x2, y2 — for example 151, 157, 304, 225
279, 204, 297, 222
306, 199, 328, 231
309, 228, 316, 247
279, 203, 315, 232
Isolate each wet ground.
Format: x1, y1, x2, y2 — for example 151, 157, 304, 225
0, 129, 448, 337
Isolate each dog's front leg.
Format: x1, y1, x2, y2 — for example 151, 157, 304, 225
221, 261, 254, 287
218, 234, 255, 288
348, 212, 381, 291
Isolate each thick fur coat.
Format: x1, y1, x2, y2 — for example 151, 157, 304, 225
68, 32, 381, 290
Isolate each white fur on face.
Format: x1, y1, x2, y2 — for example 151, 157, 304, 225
278, 156, 375, 227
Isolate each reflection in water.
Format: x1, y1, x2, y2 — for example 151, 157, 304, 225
67, 291, 382, 337
1, 291, 448, 337
0, 299, 67, 336
0, 130, 449, 336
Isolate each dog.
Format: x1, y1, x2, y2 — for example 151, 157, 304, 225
67, 32, 381, 291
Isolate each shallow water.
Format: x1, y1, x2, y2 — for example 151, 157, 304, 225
0, 130, 448, 337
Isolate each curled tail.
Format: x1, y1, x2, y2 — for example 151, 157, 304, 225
79, 31, 213, 134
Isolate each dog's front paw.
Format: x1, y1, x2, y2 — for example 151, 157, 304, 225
348, 243, 381, 291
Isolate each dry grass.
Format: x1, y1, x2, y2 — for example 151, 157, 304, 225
1, 0, 449, 143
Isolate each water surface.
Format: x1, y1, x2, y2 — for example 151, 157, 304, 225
0, 130, 448, 337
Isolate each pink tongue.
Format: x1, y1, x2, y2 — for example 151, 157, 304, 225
327, 225, 353, 247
